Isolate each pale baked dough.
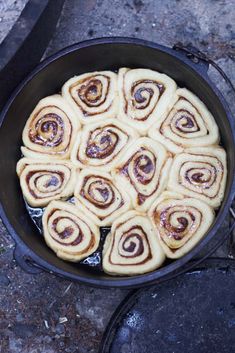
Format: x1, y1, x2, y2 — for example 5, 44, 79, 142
42, 200, 100, 261
118, 68, 177, 135
21, 95, 80, 159
102, 210, 165, 275
148, 191, 215, 259
71, 118, 139, 171
167, 147, 227, 208
74, 169, 131, 226
149, 88, 219, 153
17, 158, 77, 207
112, 137, 172, 212
62, 71, 118, 124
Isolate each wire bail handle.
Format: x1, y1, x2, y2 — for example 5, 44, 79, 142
173, 42, 235, 93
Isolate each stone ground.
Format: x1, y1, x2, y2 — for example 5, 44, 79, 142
0, 0, 27, 42
0, 0, 234, 352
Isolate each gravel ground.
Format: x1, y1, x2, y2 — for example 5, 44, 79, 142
0, 1, 234, 352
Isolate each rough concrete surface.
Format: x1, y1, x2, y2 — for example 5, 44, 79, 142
0, 0, 235, 352
0, 0, 27, 42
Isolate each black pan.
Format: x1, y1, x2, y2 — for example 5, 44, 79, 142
0, 37, 234, 288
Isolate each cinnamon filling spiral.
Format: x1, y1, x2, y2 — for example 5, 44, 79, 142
121, 148, 157, 204
127, 80, 165, 121
167, 147, 226, 208
17, 158, 76, 207
157, 206, 201, 248
50, 212, 84, 246
118, 68, 177, 135
117, 226, 149, 260
27, 106, 72, 154
70, 75, 111, 115
180, 158, 223, 198
149, 89, 219, 153
148, 192, 215, 259
77, 78, 108, 107
81, 176, 115, 209
85, 125, 119, 159
42, 201, 100, 261
185, 164, 216, 187
173, 108, 200, 134
26, 170, 64, 198
71, 120, 137, 171
62, 71, 118, 125
102, 211, 165, 275
133, 152, 155, 185
29, 112, 64, 147
21, 95, 79, 160
161, 99, 205, 139
75, 170, 131, 226
114, 138, 172, 211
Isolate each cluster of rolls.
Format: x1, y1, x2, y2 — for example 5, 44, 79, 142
17, 68, 227, 276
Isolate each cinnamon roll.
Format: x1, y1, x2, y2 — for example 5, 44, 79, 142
74, 169, 131, 226
118, 68, 177, 134
62, 71, 118, 124
71, 119, 139, 171
112, 137, 172, 211
102, 210, 165, 275
16, 158, 77, 207
167, 147, 227, 208
21, 95, 79, 159
42, 200, 99, 261
149, 88, 219, 153
148, 191, 215, 258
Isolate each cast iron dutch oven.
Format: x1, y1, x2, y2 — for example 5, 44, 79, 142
0, 38, 234, 288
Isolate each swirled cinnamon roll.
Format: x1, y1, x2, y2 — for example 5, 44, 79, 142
42, 200, 99, 261
71, 119, 139, 171
21, 95, 79, 159
118, 68, 177, 135
16, 158, 77, 207
149, 88, 219, 153
148, 192, 215, 258
62, 71, 118, 124
112, 137, 172, 211
167, 147, 227, 208
102, 210, 165, 275
74, 169, 131, 226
